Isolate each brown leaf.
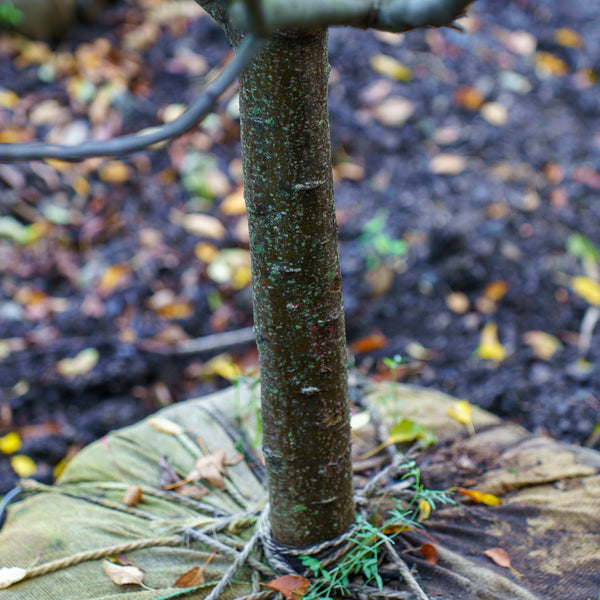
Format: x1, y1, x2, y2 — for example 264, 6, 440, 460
121, 484, 143, 507
267, 575, 310, 600
419, 543, 439, 565
484, 547, 523, 577
174, 566, 205, 588
101, 559, 151, 589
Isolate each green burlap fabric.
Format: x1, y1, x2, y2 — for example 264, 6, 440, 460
1, 383, 599, 599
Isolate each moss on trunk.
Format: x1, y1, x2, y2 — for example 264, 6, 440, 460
239, 28, 354, 547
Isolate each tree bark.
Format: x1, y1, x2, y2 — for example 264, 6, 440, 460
238, 28, 354, 547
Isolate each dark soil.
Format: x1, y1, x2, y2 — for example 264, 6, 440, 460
1, 0, 599, 495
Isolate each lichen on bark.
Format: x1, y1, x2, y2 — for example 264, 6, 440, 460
239, 28, 354, 546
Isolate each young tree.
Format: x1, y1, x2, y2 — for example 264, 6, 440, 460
0, 0, 475, 551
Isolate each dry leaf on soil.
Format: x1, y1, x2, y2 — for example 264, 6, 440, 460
457, 487, 502, 506
484, 547, 523, 577
102, 559, 151, 589
121, 484, 143, 507
447, 400, 475, 436
419, 543, 439, 565
56, 348, 99, 378
174, 566, 206, 588
475, 322, 506, 362
266, 575, 311, 600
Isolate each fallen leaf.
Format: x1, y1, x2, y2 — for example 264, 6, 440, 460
98, 161, 132, 184
484, 280, 509, 302
148, 417, 184, 436
370, 54, 412, 81
181, 214, 227, 240
481, 102, 508, 125
457, 488, 502, 506
454, 86, 484, 110
10, 455, 37, 477
497, 29, 536, 55
571, 276, 600, 306
372, 97, 415, 126
121, 485, 143, 507
535, 52, 569, 77
484, 547, 522, 577
523, 331, 562, 360
56, 348, 100, 378
349, 332, 389, 354
174, 551, 217, 588
448, 400, 475, 436
419, 543, 439, 565
418, 500, 431, 522
446, 292, 470, 314
168, 449, 242, 491
358, 419, 436, 459
267, 575, 310, 600
475, 322, 506, 362
554, 27, 584, 49
174, 566, 205, 588
156, 302, 194, 320
220, 187, 247, 215
102, 559, 151, 589
98, 263, 131, 296
0, 567, 28, 589
0, 431, 22, 454
430, 153, 466, 175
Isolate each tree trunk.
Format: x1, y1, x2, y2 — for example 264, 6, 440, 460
239, 28, 354, 547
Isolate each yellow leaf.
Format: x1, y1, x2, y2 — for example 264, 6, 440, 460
523, 331, 562, 360
56, 348, 100, 378
535, 52, 569, 77
448, 400, 475, 436
98, 161, 132, 184
72, 175, 91, 197
484, 280, 509, 302
0, 89, 19, 110
10, 454, 37, 477
156, 302, 194, 320
476, 322, 506, 362
571, 276, 600, 306
370, 54, 412, 81
457, 487, 502, 506
194, 241, 219, 263
0, 431, 22, 454
98, 264, 131, 296
554, 28, 583, 49
204, 354, 242, 381
418, 499, 431, 522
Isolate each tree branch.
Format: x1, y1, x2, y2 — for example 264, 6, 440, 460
0, 35, 266, 162
228, 0, 475, 34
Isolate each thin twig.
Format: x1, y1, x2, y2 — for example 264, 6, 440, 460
383, 539, 431, 600
0, 36, 266, 162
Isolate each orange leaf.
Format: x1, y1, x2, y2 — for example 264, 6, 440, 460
453, 86, 484, 110
457, 488, 502, 506
419, 544, 439, 565
484, 547, 522, 577
174, 566, 205, 588
349, 332, 389, 354
267, 575, 310, 600
484, 280, 509, 302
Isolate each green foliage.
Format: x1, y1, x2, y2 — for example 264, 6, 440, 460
300, 462, 455, 599
567, 234, 600, 265
0, 1, 23, 27
359, 211, 408, 270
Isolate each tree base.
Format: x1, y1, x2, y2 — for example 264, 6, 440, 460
1, 382, 598, 599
